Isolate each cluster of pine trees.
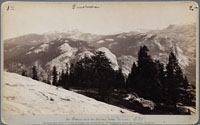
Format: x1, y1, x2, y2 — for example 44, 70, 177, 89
126, 45, 195, 106
50, 51, 125, 101
26, 45, 195, 106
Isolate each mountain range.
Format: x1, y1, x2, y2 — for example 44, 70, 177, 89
4, 23, 197, 85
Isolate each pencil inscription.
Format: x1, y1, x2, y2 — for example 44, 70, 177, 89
72, 4, 100, 9
7, 5, 14, 11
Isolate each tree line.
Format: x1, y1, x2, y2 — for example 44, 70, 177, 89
24, 45, 195, 106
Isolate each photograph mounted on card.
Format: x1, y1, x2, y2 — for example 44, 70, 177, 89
1, 1, 199, 124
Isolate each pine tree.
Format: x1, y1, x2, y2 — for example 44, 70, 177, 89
32, 66, 38, 80
115, 68, 125, 88
153, 60, 166, 101
68, 63, 75, 87
52, 66, 58, 86
183, 76, 189, 89
165, 52, 187, 106
137, 46, 154, 97
137, 45, 152, 68
74, 60, 85, 88
63, 63, 70, 89
58, 70, 65, 87
47, 80, 51, 85
126, 62, 137, 90
149, 61, 162, 102
64, 71, 69, 89
136, 46, 152, 94
92, 51, 113, 101
155, 60, 165, 84
22, 69, 27, 76
128, 45, 163, 102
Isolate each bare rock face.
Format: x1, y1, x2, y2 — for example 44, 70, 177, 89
117, 55, 137, 77
97, 47, 119, 71
77, 51, 94, 60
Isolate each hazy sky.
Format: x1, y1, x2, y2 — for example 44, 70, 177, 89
2, 2, 198, 40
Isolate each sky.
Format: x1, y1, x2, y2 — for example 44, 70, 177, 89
2, 2, 198, 40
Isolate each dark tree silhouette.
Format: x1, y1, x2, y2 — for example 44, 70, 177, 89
126, 62, 137, 89
68, 63, 75, 87
92, 51, 113, 101
155, 60, 166, 102
32, 66, 38, 80
52, 66, 58, 86
126, 48, 193, 106
183, 76, 189, 89
165, 52, 190, 106
68, 51, 119, 102
127, 45, 163, 102
61, 63, 70, 89
166, 52, 181, 105
114, 68, 125, 88
22, 69, 27, 76
58, 70, 65, 87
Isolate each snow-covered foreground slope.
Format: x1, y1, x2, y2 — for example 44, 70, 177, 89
3, 72, 138, 115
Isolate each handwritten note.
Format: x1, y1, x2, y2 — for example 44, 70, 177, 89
42, 116, 149, 125
7, 5, 14, 11
72, 4, 100, 9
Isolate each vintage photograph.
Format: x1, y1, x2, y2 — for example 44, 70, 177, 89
1, 1, 199, 124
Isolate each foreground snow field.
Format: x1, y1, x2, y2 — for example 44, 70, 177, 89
2, 72, 138, 115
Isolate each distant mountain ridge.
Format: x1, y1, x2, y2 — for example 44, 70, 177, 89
4, 23, 197, 84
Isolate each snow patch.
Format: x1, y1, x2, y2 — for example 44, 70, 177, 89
154, 42, 165, 51
3, 72, 138, 115
124, 94, 156, 110
26, 51, 32, 55
105, 39, 114, 42
64, 40, 69, 43
59, 43, 73, 53
29, 47, 35, 50
78, 51, 94, 60
177, 53, 189, 67
117, 35, 126, 39
34, 43, 49, 53
176, 46, 189, 67
177, 46, 183, 53
31, 40, 37, 43
108, 42, 118, 48
97, 40, 105, 44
